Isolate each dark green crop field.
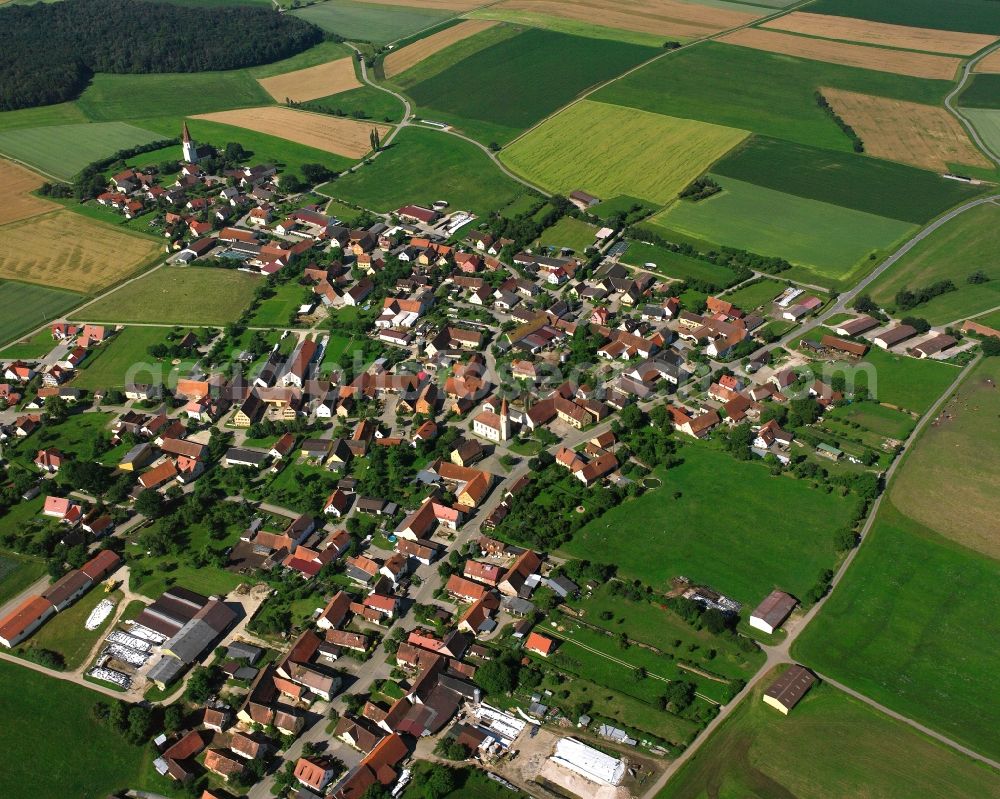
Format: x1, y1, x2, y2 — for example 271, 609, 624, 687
807, 0, 1000, 34
958, 73, 1000, 109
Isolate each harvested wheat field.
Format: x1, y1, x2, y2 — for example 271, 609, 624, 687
719, 28, 961, 80
0, 211, 160, 293
763, 12, 997, 56
822, 88, 991, 172
257, 57, 361, 103
974, 48, 1000, 73
384, 19, 497, 77
492, 0, 759, 39
0, 159, 57, 226
191, 107, 391, 159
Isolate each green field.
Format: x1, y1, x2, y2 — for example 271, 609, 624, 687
0, 102, 88, 132
807, 0, 1000, 34
403, 766, 527, 799
320, 126, 528, 215
562, 444, 854, 606
303, 84, 405, 124
867, 202, 1000, 323
19, 589, 122, 670
68, 329, 177, 391
292, 0, 451, 44
958, 73, 1000, 109
0, 281, 82, 347
464, 8, 667, 47
0, 122, 164, 181
590, 194, 658, 221
389, 22, 523, 89
406, 29, 657, 144
501, 99, 747, 206
0, 553, 46, 608
78, 266, 259, 326
824, 402, 916, 441
248, 281, 310, 327
794, 499, 1000, 762
536, 216, 599, 253
723, 278, 786, 311
658, 671, 1000, 799
649, 176, 916, 286
0, 328, 57, 359
595, 42, 951, 154
713, 136, 986, 225
958, 108, 1000, 162
621, 241, 739, 288
0, 660, 180, 799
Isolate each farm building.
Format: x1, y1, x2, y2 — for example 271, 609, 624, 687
835, 315, 879, 337
550, 737, 625, 786
749, 590, 797, 634
763, 665, 817, 714
873, 325, 917, 349
910, 334, 957, 359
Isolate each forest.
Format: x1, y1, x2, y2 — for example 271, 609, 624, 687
0, 0, 325, 111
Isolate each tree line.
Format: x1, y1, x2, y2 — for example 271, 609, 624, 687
0, 0, 325, 110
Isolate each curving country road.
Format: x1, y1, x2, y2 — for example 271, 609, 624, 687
946, 42, 1000, 166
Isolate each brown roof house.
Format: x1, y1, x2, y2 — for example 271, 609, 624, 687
749, 590, 797, 635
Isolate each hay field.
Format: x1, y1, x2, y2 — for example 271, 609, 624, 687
257, 57, 360, 103
384, 19, 497, 77
191, 107, 390, 158
763, 11, 997, 55
489, 0, 759, 39
500, 99, 747, 205
0, 211, 160, 293
0, 160, 57, 226
823, 88, 991, 171
719, 28, 961, 80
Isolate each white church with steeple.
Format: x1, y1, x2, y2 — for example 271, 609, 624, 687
472, 397, 511, 443
182, 122, 198, 164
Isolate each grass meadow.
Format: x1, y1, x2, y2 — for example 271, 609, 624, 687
536, 216, 599, 253
723, 278, 786, 311
292, 0, 451, 43
867, 202, 1000, 323
405, 29, 657, 144
620, 241, 740, 288
595, 42, 951, 154
78, 267, 259, 326
562, 443, 854, 606
0, 122, 163, 180
650, 176, 916, 286
793, 500, 1000, 763
320, 126, 528, 215
247, 281, 311, 327
0, 102, 88, 132
657, 671, 1000, 799
500, 100, 747, 205
69, 329, 179, 391
0, 281, 82, 347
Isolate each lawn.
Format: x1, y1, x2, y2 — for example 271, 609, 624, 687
500, 99, 747, 206
649, 176, 916, 287
0, 122, 165, 181
867, 203, 1000, 323
793, 500, 1000, 763
712, 136, 987, 225
320, 126, 528, 215
70, 328, 179, 391
595, 42, 952, 155
807, 0, 1000, 34
0, 552, 46, 608
536, 216, 599, 253
78, 267, 259, 326
887, 359, 1000, 559
723, 279, 786, 311
0, 327, 59, 359
406, 29, 657, 144
0, 281, 82, 348
562, 443, 855, 606
0, 660, 182, 799
247, 281, 311, 327
18, 589, 122, 670
292, 0, 452, 44
657, 670, 1000, 799
620, 241, 740, 289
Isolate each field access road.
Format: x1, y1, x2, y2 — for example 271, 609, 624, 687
947, 42, 1000, 166
640, 353, 988, 797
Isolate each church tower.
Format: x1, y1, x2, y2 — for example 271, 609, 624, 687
500, 397, 511, 442
182, 122, 198, 164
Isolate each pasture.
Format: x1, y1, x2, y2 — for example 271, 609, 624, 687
658, 673, 1000, 799
291, 0, 452, 44
321, 126, 528, 216
793, 500, 1000, 763
712, 136, 987, 224
595, 42, 951, 154
562, 443, 853, 606
0, 159, 56, 225
257, 57, 360, 103
0, 122, 164, 181
761, 11, 997, 55
889, 359, 1000, 559
78, 267, 258, 325
405, 28, 657, 144
620, 241, 739, 288
0, 211, 160, 293
823, 88, 991, 173
0, 281, 82, 347
806, 0, 1000, 35
718, 28, 961, 81
0, 660, 177, 799
867, 202, 1000, 323
500, 100, 747, 205
76, 71, 272, 123
384, 19, 497, 77
649, 176, 916, 285
536, 216, 599, 253
191, 107, 389, 159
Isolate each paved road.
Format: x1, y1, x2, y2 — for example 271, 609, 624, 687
0, 575, 52, 619
946, 43, 1000, 166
